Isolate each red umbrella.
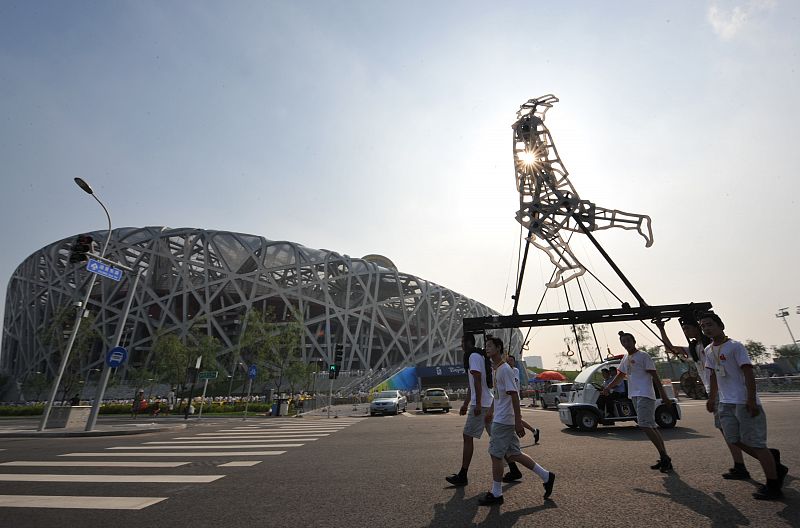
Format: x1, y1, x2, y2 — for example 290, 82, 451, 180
535, 371, 567, 381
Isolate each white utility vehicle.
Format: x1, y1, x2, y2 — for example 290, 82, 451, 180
557, 359, 681, 431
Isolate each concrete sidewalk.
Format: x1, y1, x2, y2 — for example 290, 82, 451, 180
0, 417, 189, 438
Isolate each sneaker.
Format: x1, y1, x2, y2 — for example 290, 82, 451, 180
543, 472, 556, 499
445, 473, 468, 487
753, 484, 783, 501
534, 428, 540, 445
659, 456, 673, 473
478, 492, 504, 506
650, 459, 663, 470
722, 466, 751, 480
502, 471, 523, 483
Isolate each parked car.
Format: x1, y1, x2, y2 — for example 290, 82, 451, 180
541, 383, 574, 409
557, 359, 681, 431
421, 388, 450, 413
370, 390, 407, 416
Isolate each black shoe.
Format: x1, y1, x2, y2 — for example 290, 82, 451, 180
659, 456, 673, 473
478, 492, 504, 506
502, 471, 523, 483
777, 464, 789, 488
534, 429, 540, 444
722, 466, 751, 480
650, 459, 663, 470
753, 484, 783, 501
543, 472, 556, 499
445, 473, 468, 487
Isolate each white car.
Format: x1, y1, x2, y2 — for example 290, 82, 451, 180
370, 390, 407, 416
557, 360, 681, 431
541, 383, 574, 409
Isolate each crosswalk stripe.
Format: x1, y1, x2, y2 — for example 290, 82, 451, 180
218, 461, 261, 467
215, 429, 342, 433
194, 433, 330, 437
0, 461, 190, 468
107, 444, 303, 449
0, 474, 224, 483
60, 451, 286, 457
0, 495, 167, 510
174, 433, 330, 442
145, 439, 319, 444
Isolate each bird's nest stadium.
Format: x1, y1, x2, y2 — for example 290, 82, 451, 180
1, 227, 522, 393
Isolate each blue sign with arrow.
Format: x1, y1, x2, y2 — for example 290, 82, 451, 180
248, 365, 257, 379
106, 346, 128, 368
86, 258, 123, 281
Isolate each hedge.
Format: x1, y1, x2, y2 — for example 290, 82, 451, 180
0, 402, 279, 417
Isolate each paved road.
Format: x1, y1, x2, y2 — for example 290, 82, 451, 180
0, 395, 798, 527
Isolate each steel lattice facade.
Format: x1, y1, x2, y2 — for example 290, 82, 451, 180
1, 227, 522, 385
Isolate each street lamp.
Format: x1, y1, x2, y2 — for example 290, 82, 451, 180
82, 368, 101, 398
38, 178, 113, 431
776, 307, 799, 351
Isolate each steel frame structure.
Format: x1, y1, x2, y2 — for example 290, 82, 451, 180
2, 227, 522, 387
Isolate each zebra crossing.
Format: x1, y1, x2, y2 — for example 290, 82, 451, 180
0, 417, 364, 510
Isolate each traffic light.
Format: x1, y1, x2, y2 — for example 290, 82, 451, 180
328, 364, 339, 379
69, 234, 95, 263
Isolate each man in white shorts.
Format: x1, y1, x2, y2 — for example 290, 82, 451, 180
478, 337, 555, 506
603, 331, 673, 472
700, 312, 789, 500
445, 334, 494, 487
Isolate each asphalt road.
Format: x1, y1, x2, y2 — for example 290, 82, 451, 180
1, 395, 799, 527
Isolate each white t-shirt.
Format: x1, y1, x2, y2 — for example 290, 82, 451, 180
492, 362, 518, 426
703, 339, 760, 405
618, 351, 657, 400
692, 342, 711, 392
468, 351, 494, 407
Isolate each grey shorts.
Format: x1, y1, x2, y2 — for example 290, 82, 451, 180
718, 403, 768, 448
632, 396, 656, 428
463, 406, 492, 438
488, 423, 522, 459
712, 400, 721, 429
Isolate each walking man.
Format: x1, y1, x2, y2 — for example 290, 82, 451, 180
655, 317, 749, 480
445, 334, 494, 486
700, 312, 789, 500
603, 331, 673, 472
479, 337, 555, 506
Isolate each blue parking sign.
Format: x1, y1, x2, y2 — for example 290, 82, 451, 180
106, 346, 128, 368
248, 365, 257, 379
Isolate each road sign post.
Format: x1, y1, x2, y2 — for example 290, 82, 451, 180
86, 258, 123, 281
197, 371, 218, 419
184, 356, 202, 420
243, 365, 256, 420
85, 267, 142, 431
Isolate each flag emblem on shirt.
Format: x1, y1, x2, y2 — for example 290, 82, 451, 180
719, 354, 727, 361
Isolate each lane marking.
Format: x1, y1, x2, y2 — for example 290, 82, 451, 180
194, 433, 330, 437
0, 494, 167, 510
107, 444, 303, 449
60, 451, 286, 457
0, 461, 190, 468
145, 438, 319, 444
0, 474, 224, 483
218, 461, 262, 467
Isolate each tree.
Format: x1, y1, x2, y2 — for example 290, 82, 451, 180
773, 344, 800, 360
284, 358, 314, 396
560, 324, 598, 367
744, 340, 770, 364
152, 332, 189, 388
239, 307, 304, 391
38, 306, 100, 402
641, 345, 665, 362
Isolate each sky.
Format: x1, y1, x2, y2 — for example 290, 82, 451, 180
1, 0, 799, 370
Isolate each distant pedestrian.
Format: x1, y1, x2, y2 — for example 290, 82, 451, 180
700, 312, 789, 500
656, 317, 749, 480
478, 337, 555, 506
603, 331, 673, 472
131, 389, 145, 419
445, 334, 494, 487
69, 393, 80, 406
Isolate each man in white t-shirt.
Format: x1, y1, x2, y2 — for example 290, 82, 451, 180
445, 334, 495, 487
478, 337, 555, 506
656, 317, 748, 480
602, 331, 673, 472
700, 312, 788, 501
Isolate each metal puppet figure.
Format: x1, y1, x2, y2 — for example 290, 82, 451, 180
512, 95, 654, 288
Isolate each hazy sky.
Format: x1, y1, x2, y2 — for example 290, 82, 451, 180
1, 1, 798, 369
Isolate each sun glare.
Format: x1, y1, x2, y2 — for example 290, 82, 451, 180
517, 150, 536, 165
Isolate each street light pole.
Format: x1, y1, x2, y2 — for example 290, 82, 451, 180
776, 308, 798, 349
39, 178, 112, 431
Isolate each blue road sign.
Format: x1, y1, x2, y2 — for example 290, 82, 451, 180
248, 365, 257, 379
86, 258, 123, 281
106, 346, 128, 368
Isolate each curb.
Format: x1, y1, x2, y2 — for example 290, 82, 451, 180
0, 423, 188, 438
